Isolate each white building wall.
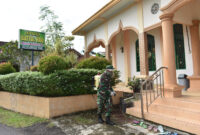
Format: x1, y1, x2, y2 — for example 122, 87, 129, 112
86, 4, 139, 49
143, 0, 161, 28
84, 0, 194, 82
86, 24, 106, 47
160, 0, 171, 8
108, 5, 139, 39
116, 33, 125, 82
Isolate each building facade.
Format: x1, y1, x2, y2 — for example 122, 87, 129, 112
73, 1, 200, 133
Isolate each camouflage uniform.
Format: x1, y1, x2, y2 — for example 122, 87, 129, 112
97, 70, 113, 117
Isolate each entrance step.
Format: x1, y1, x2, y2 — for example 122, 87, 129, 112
126, 107, 200, 134
126, 97, 200, 134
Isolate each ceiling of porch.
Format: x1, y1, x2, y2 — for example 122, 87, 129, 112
174, 0, 200, 25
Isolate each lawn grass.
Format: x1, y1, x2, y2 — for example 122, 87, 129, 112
0, 107, 47, 128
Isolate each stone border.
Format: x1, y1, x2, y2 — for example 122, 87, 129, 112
0, 91, 123, 118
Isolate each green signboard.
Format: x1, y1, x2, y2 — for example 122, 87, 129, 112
19, 29, 45, 51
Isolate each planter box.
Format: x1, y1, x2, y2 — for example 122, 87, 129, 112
0, 91, 123, 118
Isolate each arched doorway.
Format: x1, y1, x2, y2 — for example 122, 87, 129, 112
108, 27, 139, 82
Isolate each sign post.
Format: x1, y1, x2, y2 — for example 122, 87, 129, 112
19, 29, 45, 66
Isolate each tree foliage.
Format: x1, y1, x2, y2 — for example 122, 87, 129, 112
39, 5, 74, 57
0, 41, 34, 69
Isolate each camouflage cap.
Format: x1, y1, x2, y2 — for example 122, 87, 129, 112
106, 65, 114, 70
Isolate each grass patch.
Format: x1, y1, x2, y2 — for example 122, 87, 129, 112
73, 116, 94, 125
70, 110, 97, 125
0, 107, 47, 128
47, 122, 55, 128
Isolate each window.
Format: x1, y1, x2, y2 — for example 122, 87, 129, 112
136, 40, 140, 72
136, 34, 156, 72
173, 24, 186, 69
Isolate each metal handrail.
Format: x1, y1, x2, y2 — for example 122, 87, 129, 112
140, 67, 168, 119
141, 67, 168, 85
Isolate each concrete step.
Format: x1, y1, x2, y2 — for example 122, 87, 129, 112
126, 107, 200, 134
149, 103, 200, 122
154, 97, 200, 111
133, 97, 200, 122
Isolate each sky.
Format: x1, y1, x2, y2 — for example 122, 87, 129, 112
0, 0, 109, 53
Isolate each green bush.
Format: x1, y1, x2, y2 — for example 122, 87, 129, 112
30, 65, 39, 72
0, 62, 16, 75
38, 55, 68, 74
76, 57, 111, 70
48, 69, 99, 96
0, 69, 99, 97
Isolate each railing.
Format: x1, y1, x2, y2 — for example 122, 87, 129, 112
140, 67, 168, 119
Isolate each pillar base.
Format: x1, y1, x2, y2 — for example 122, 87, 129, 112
187, 76, 200, 92
164, 84, 183, 98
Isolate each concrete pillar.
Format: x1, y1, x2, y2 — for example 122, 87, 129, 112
124, 31, 131, 83
105, 45, 111, 61
139, 32, 149, 76
160, 27, 164, 66
188, 20, 200, 92
111, 37, 117, 68
160, 13, 182, 97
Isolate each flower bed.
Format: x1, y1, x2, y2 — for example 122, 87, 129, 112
0, 91, 123, 118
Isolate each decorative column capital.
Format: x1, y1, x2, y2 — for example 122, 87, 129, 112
159, 13, 174, 22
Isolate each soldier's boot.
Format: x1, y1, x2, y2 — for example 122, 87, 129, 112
98, 114, 104, 123
106, 116, 115, 125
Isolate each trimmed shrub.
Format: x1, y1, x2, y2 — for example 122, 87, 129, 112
30, 65, 39, 72
38, 55, 67, 74
0, 69, 99, 97
0, 62, 16, 75
48, 69, 99, 96
76, 57, 111, 70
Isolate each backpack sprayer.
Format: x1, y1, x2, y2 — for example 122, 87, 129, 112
94, 74, 101, 91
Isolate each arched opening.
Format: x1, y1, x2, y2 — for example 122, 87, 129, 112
108, 27, 139, 82
85, 40, 106, 58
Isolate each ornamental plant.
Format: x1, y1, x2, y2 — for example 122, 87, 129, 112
128, 76, 141, 93
0, 62, 16, 75
38, 55, 67, 74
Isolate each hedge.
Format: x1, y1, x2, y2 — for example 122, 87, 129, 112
0, 69, 99, 97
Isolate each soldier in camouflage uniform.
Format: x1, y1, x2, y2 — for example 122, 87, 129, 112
97, 65, 116, 125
